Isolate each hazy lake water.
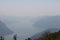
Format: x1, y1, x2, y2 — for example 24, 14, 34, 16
5, 23, 40, 40
1, 17, 42, 40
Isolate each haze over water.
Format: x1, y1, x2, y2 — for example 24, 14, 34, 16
0, 0, 60, 40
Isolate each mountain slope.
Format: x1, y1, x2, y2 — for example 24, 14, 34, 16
33, 16, 60, 28
35, 31, 60, 40
31, 28, 60, 39
32, 16, 60, 39
0, 21, 13, 36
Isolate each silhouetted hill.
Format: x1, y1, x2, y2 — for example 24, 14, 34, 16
31, 28, 60, 39
35, 31, 60, 40
0, 21, 13, 36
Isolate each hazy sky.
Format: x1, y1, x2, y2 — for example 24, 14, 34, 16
0, 0, 60, 17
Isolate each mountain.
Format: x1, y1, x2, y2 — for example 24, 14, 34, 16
31, 28, 60, 39
0, 21, 13, 36
31, 16, 60, 39
33, 16, 60, 29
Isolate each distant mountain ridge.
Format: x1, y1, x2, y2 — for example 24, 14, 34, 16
33, 16, 60, 28
0, 21, 13, 36
31, 16, 60, 39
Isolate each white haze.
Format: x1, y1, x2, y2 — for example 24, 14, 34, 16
0, 16, 41, 40
0, 0, 60, 40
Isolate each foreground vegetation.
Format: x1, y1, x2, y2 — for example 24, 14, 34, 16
0, 30, 60, 40
35, 31, 60, 40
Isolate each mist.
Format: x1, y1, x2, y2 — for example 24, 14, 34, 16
0, 0, 60, 40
